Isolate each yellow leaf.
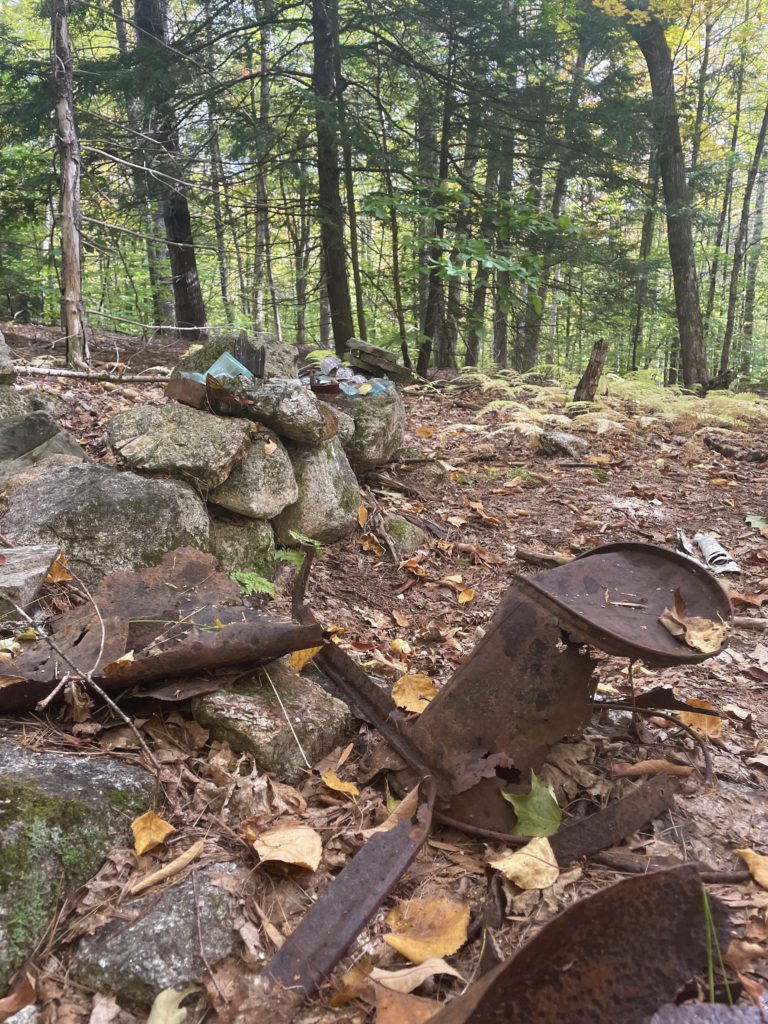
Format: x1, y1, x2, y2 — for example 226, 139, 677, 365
415, 426, 435, 438
146, 985, 200, 1024
358, 533, 384, 556
357, 505, 369, 527
736, 848, 768, 890
46, 553, 73, 584
132, 810, 175, 856
321, 770, 359, 799
659, 588, 728, 654
390, 638, 412, 658
440, 574, 463, 591
677, 697, 724, 739
392, 673, 437, 713
375, 987, 442, 1024
103, 649, 136, 675
263, 439, 277, 456
253, 825, 322, 871
288, 645, 324, 672
487, 836, 559, 889
458, 588, 475, 604
384, 898, 469, 964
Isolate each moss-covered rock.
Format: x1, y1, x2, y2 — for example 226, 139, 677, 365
271, 438, 360, 544
324, 389, 405, 473
210, 517, 276, 577
385, 514, 426, 560
0, 738, 154, 987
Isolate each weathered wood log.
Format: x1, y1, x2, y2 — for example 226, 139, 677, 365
573, 337, 609, 403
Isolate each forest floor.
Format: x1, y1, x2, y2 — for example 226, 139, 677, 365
3, 322, 768, 1023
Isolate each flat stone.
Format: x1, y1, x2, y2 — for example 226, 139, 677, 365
0, 412, 86, 486
385, 515, 427, 560
0, 736, 154, 988
211, 377, 338, 445
108, 403, 251, 488
192, 660, 351, 784
209, 428, 297, 519
0, 545, 61, 620
272, 438, 361, 544
0, 386, 65, 420
325, 388, 406, 473
0, 463, 210, 588
0, 332, 15, 385
72, 863, 240, 1006
210, 518, 275, 577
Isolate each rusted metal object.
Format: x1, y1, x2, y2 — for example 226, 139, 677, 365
429, 865, 730, 1024
1, 549, 324, 711
261, 779, 435, 997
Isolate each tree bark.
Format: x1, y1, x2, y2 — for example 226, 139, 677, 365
718, 94, 768, 374
740, 166, 766, 375
312, 0, 354, 358
629, 18, 709, 388
134, 0, 207, 338
630, 154, 659, 370
574, 337, 608, 402
52, 0, 89, 368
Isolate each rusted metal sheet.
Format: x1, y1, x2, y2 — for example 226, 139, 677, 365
429, 865, 730, 1024
1, 549, 324, 711
261, 779, 435, 997
518, 542, 732, 666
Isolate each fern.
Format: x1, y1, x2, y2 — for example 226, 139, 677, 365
230, 572, 276, 598
275, 548, 305, 569
288, 530, 324, 557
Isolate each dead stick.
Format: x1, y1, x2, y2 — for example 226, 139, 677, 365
15, 365, 170, 384
733, 616, 768, 630
515, 546, 573, 567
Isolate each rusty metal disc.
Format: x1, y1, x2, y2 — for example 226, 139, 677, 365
517, 542, 732, 666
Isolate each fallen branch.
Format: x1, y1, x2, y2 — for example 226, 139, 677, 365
15, 364, 171, 384
733, 615, 768, 630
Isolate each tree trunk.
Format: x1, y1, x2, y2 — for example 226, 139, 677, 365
630, 18, 709, 388
740, 166, 766, 375
466, 145, 500, 366
718, 94, 768, 374
312, 0, 354, 358
134, 0, 206, 338
574, 338, 608, 402
690, 21, 712, 176
52, 0, 88, 368
630, 154, 659, 370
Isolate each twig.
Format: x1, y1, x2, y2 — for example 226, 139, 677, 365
15, 364, 170, 384
0, 590, 161, 774
733, 616, 768, 631
263, 667, 312, 772
515, 546, 573, 568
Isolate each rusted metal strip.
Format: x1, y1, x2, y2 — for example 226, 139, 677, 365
429, 865, 730, 1024
261, 778, 435, 997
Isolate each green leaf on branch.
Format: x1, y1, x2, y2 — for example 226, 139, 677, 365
502, 771, 562, 837
230, 572, 276, 598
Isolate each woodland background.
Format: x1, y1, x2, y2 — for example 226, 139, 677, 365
1, 0, 768, 386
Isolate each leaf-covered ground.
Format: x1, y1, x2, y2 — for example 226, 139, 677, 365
3, 324, 768, 1023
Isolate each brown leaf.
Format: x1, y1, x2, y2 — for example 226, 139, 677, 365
321, 770, 359, 799
253, 825, 322, 871
677, 697, 724, 738
132, 810, 175, 856
384, 898, 469, 964
392, 609, 411, 628
375, 987, 441, 1024
288, 645, 324, 672
725, 940, 767, 972
358, 505, 369, 527
359, 534, 384, 557
736, 848, 768, 890
369, 958, 464, 994
659, 587, 728, 654
46, 552, 73, 584
0, 965, 36, 1022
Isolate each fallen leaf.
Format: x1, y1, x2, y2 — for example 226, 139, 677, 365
358, 505, 369, 527
0, 965, 36, 1022
677, 697, 724, 738
731, 591, 768, 609
400, 556, 427, 578
736, 849, 768, 890
331, 958, 374, 1007
253, 825, 322, 871
131, 810, 175, 856
723, 702, 752, 720
263, 439, 277, 456
288, 645, 324, 672
369, 958, 464, 994
131, 839, 205, 894
488, 835, 559, 889
46, 552, 73, 584
392, 673, 437, 713
384, 898, 470, 963
725, 940, 767, 972
390, 638, 412, 658
103, 649, 136, 675
321, 770, 359, 799
746, 515, 768, 531
88, 993, 123, 1024
392, 609, 411, 628
415, 426, 435, 438
610, 759, 693, 779
659, 588, 728, 654
359, 533, 384, 557
446, 515, 467, 527
362, 785, 421, 837
457, 588, 475, 604
375, 987, 441, 1023
738, 971, 768, 1008
146, 985, 200, 1024
502, 770, 562, 837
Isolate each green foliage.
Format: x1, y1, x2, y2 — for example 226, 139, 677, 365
275, 547, 306, 569
502, 771, 562, 838
229, 572, 276, 598
288, 531, 323, 557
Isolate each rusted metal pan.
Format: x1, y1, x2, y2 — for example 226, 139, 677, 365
429, 864, 730, 1024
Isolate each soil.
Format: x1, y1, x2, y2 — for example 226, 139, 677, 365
2, 322, 768, 1023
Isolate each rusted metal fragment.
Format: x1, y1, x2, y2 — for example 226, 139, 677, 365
261, 780, 435, 997
518, 542, 732, 666
1, 549, 324, 711
550, 773, 677, 865
429, 865, 730, 1024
